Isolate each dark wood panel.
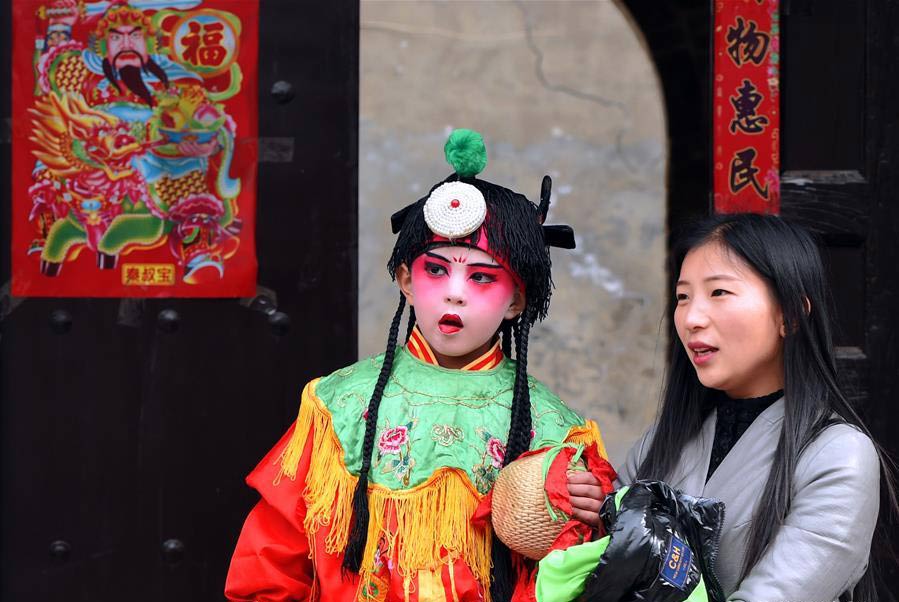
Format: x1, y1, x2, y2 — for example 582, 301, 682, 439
863, 1, 899, 596
780, 179, 869, 244
1, 299, 144, 601
136, 299, 291, 600
821, 246, 866, 347
621, 0, 713, 235
781, 0, 865, 171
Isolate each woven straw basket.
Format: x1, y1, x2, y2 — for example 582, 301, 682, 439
491, 450, 567, 560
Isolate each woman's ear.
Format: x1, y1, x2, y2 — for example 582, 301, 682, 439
780, 298, 812, 337
396, 263, 414, 306
505, 288, 526, 320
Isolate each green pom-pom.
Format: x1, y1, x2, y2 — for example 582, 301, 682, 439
444, 128, 487, 178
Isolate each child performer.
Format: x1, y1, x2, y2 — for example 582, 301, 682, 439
225, 129, 606, 602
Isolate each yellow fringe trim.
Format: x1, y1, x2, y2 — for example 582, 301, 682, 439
276, 380, 493, 597
564, 419, 608, 459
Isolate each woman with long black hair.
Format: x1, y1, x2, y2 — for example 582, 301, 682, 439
569, 213, 896, 601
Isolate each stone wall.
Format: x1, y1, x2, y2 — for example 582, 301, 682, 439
358, 0, 667, 464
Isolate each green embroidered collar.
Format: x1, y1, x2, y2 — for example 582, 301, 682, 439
314, 348, 586, 493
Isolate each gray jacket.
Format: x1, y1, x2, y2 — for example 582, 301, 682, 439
616, 399, 880, 602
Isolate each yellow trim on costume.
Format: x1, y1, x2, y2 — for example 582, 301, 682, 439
448, 562, 460, 602
459, 338, 502, 371
408, 326, 439, 365
407, 325, 502, 371
276, 380, 493, 600
417, 569, 447, 602
564, 419, 608, 459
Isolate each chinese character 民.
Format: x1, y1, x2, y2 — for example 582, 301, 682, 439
730, 79, 770, 134
726, 18, 770, 67
729, 148, 768, 198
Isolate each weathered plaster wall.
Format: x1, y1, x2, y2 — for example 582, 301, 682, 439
358, 0, 667, 464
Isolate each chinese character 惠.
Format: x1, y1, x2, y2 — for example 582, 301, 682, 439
729, 148, 768, 198
726, 18, 770, 67
730, 79, 770, 134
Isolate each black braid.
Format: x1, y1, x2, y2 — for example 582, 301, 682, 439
490, 306, 535, 601
342, 294, 406, 573
405, 306, 416, 342
489, 533, 515, 602
500, 319, 514, 358
506, 307, 534, 465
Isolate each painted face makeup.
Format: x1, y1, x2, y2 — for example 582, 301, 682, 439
674, 241, 785, 399
408, 245, 521, 369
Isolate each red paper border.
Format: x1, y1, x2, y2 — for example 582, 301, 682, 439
713, 0, 780, 214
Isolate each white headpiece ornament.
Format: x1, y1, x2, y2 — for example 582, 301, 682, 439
423, 181, 487, 239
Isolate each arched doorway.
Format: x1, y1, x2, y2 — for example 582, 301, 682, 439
359, 0, 670, 463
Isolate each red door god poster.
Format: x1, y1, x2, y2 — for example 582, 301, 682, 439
11, 0, 258, 297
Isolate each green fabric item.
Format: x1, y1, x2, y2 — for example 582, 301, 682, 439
536, 536, 611, 602
315, 347, 586, 492
686, 573, 710, 602
444, 128, 488, 178
535, 488, 626, 602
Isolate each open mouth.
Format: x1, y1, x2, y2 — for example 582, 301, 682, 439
689, 344, 719, 365
438, 313, 463, 334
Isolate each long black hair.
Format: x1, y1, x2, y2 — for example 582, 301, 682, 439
637, 213, 897, 599
342, 168, 567, 602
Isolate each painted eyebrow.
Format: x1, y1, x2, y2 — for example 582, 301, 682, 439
424, 251, 451, 263
468, 262, 502, 269
424, 251, 500, 269
676, 274, 741, 286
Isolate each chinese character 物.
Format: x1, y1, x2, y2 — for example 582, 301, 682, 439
726, 18, 771, 67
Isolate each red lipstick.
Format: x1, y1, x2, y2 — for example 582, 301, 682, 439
438, 313, 463, 334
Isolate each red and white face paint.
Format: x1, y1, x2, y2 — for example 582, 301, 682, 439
408, 245, 522, 369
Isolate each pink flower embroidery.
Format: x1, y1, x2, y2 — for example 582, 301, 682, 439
487, 437, 506, 468
378, 426, 409, 455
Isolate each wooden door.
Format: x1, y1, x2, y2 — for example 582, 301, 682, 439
0, 1, 359, 600
781, 0, 899, 593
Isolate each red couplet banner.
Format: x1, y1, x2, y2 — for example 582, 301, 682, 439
713, 0, 780, 214
11, 0, 258, 297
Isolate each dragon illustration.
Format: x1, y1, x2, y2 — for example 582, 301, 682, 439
28, 92, 161, 274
